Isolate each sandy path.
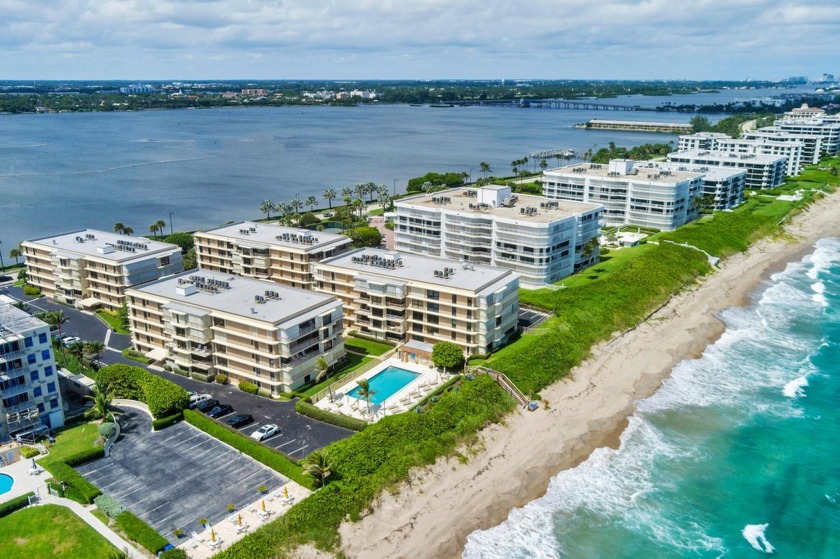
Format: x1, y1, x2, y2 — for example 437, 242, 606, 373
338, 192, 840, 559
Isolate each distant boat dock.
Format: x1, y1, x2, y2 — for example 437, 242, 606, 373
574, 119, 693, 133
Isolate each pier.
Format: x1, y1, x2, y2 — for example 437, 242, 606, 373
455, 99, 641, 111
576, 119, 693, 133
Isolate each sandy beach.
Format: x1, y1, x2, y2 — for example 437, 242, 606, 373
336, 191, 840, 559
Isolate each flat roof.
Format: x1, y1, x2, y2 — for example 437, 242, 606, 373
129, 270, 339, 323
197, 221, 350, 251
668, 149, 787, 164
588, 119, 692, 128
636, 161, 746, 181
24, 229, 180, 263
318, 248, 517, 293
0, 302, 45, 337
397, 187, 601, 223
544, 162, 702, 183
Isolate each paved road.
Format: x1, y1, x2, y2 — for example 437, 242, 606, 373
0, 285, 353, 457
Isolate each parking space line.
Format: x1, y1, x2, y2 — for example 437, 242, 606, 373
275, 438, 297, 448
288, 444, 309, 456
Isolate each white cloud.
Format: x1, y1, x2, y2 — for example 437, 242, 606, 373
0, 0, 836, 79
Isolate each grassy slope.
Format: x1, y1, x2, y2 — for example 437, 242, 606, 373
0, 504, 117, 559
37, 423, 101, 470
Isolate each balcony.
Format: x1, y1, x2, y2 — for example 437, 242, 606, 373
0, 382, 31, 398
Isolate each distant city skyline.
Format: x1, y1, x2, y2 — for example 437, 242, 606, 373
2, 1, 838, 81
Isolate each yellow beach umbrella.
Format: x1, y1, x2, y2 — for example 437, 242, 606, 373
238, 513, 242, 526
283, 486, 289, 499
261, 499, 266, 512
210, 526, 216, 542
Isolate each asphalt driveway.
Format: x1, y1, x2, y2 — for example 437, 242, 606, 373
76, 407, 287, 541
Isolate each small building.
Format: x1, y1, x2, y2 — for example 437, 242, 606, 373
394, 185, 602, 288
543, 160, 704, 230
1, 303, 65, 442
194, 222, 351, 290
313, 248, 519, 356
22, 229, 184, 311
126, 270, 345, 394
666, 150, 787, 190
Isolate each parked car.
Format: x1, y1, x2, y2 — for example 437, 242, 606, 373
189, 393, 213, 409
206, 403, 234, 418
250, 424, 279, 441
323, 212, 333, 218
223, 414, 254, 429
62, 336, 82, 347
195, 398, 219, 412
0, 275, 12, 282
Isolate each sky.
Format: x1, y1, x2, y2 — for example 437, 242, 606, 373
2, 0, 838, 81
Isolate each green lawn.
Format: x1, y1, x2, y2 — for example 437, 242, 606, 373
344, 336, 393, 357
37, 422, 101, 470
299, 353, 374, 398
0, 504, 118, 559
95, 310, 130, 334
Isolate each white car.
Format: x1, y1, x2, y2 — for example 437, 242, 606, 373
62, 336, 82, 347
251, 424, 279, 441
189, 393, 213, 408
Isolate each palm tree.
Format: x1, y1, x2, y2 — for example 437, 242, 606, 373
355, 378, 376, 415
8, 247, 21, 266
315, 357, 329, 383
149, 224, 158, 236
305, 195, 318, 212
341, 186, 353, 202
260, 199, 275, 219
354, 183, 366, 203
85, 388, 122, 423
114, 223, 125, 234
479, 161, 491, 178
323, 188, 337, 209
511, 160, 519, 175
289, 195, 303, 215
123, 226, 134, 236
67, 340, 86, 362
83, 340, 105, 364
352, 198, 364, 219
302, 448, 334, 489
155, 220, 167, 237
539, 159, 548, 172
42, 310, 67, 340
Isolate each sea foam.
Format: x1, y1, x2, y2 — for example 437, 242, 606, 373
742, 523, 775, 554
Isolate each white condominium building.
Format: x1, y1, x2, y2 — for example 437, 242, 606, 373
667, 150, 787, 190
394, 185, 602, 288
314, 249, 519, 356
22, 229, 184, 311
195, 221, 351, 290
542, 159, 703, 230
744, 130, 824, 166
714, 137, 803, 176
635, 161, 746, 210
767, 116, 840, 156
126, 271, 345, 393
1, 303, 65, 441
677, 132, 731, 152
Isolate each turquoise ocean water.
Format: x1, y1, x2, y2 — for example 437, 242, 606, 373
464, 237, 840, 558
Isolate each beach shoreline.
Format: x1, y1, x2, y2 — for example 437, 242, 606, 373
335, 191, 840, 559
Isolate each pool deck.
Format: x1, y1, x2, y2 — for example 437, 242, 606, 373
0, 454, 51, 502
316, 358, 450, 422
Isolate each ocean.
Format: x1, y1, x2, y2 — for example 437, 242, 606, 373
464, 237, 840, 558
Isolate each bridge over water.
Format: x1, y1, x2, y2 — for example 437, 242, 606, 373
455, 99, 641, 111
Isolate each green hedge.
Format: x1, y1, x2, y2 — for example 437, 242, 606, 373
116, 511, 169, 553
152, 412, 183, 431
189, 371, 215, 382
19, 446, 40, 459
0, 492, 35, 518
183, 410, 312, 489
238, 380, 259, 394
96, 364, 189, 418
64, 446, 105, 467
48, 462, 101, 504
214, 376, 513, 558
294, 400, 367, 432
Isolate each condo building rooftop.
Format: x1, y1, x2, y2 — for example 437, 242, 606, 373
398, 186, 601, 223
130, 270, 338, 323
318, 248, 517, 292
24, 229, 180, 262
198, 221, 349, 250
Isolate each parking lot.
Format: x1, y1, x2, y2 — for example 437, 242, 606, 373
0, 285, 354, 458
76, 407, 287, 540
519, 307, 551, 330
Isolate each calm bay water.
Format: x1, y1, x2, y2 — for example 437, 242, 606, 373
0, 103, 691, 244
464, 237, 840, 558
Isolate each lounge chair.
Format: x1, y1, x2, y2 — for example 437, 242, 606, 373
236, 523, 249, 534
191, 531, 205, 543
188, 538, 199, 549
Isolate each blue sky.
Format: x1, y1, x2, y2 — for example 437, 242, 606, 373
2, 0, 838, 80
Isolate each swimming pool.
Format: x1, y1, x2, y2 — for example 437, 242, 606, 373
348, 366, 420, 405
0, 473, 14, 495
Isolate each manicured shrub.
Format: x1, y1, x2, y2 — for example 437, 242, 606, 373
238, 380, 259, 394
0, 492, 34, 518
189, 371, 215, 382
160, 549, 189, 559
116, 511, 169, 553
23, 285, 41, 296
93, 494, 126, 518
98, 422, 117, 439
19, 446, 40, 459
96, 364, 189, 419
215, 373, 229, 385
294, 400, 367, 432
152, 412, 183, 431
183, 410, 311, 488
48, 462, 101, 504
64, 446, 105, 467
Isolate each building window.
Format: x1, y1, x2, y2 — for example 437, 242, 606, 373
38, 403, 45, 413
45, 365, 53, 377
47, 381, 57, 393
30, 370, 40, 382
39, 332, 48, 344
28, 353, 37, 365
50, 398, 59, 409
24, 336, 33, 348
34, 386, 43, 397
159, 255, 170, 267
41, 349, 51, 361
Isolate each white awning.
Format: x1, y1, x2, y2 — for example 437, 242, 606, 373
75, 297, 101, 309
144, 347, 168, 362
